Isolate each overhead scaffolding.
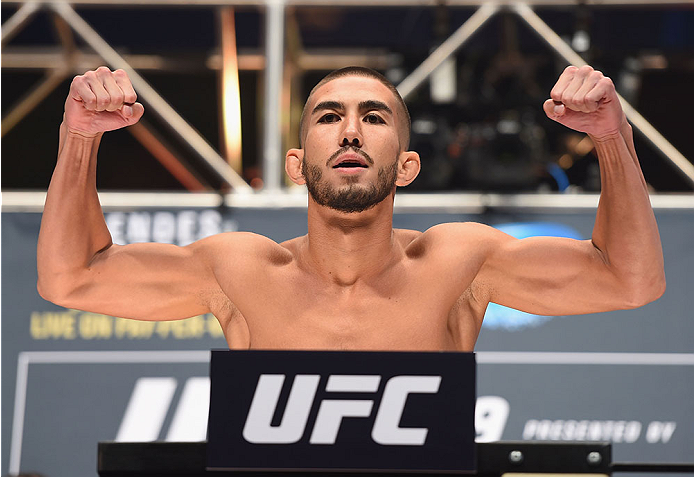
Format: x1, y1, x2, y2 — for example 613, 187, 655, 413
2, 0, 693, 201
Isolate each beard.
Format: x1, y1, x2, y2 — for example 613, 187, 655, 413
302, 150, 398, 214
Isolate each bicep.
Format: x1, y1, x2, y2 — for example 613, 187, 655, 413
53, 239, 220, 320
476, 234, 627, 316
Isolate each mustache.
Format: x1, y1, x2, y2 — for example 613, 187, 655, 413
327, 146, 374, 166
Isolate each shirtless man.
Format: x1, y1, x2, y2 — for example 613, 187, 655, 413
37, 65, 665, 351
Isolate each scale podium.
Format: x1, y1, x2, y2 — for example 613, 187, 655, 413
207, 350, 476, 472
97, 350, 692, 476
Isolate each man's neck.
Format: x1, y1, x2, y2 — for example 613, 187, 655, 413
303, 197, 398, 286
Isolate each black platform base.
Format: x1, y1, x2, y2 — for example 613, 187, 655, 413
98, 441, 614, 476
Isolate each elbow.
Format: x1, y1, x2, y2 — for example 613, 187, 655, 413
620, 272, 666, 309
37, 277, 64, 305
37, 273, 80, 307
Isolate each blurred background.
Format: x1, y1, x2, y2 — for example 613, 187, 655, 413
2, 2, 694, 476
2, 0, 694, 194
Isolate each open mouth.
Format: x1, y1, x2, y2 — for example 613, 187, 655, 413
333, 161, 368, 169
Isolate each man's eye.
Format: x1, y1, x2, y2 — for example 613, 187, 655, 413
318, 113, 340, 123
364, 114, 384, 124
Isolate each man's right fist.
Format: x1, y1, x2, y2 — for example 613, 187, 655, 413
64, 66, 144, 136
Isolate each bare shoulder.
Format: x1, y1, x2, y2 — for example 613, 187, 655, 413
426, 221, 505, 241
189, 231, 294, 267
393, 228, 422, 246
278, 235, 305, 255
402, 222, 509, 255
400, 222, 514, 298
189, 232, 296, 324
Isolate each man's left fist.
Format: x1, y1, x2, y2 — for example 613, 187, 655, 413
544, 65, 627, 139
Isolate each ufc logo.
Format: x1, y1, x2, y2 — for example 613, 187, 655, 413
242, 374, 441, 446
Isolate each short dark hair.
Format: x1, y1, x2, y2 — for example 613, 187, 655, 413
299, 66, 411, 150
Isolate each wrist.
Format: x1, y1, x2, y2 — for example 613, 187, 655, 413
588, 130, 621, 144
588, 115, 629, 143
62, 123, 103, 140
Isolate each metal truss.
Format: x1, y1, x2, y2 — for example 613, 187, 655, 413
395, 2, 694, 188
2, 1, 252, 192
2, 0, 693, 202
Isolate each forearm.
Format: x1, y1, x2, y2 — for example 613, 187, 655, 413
590, 122, 665, 304
37, 123, 112, 297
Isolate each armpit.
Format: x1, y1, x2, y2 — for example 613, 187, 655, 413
207, 292, 250, 349
446, 288, 486, 351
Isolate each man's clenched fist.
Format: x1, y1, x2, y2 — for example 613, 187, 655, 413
64, 66, 144, 136
543, 65, 626, 139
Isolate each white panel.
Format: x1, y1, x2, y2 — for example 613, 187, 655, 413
166, 377, 210, 442
116, 377, 177, 442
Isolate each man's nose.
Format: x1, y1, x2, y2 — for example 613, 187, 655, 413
340, 116, 362, 148
340, 136, 362, 148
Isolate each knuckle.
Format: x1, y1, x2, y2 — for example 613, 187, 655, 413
565, 65, 579, 73
114, 69, 129, 81
81, 95, 96, 107
579, 65, 593, 74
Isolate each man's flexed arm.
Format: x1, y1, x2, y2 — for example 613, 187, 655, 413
475, 66, 665, 315
546, 65, 665, 304
37, 67, 218, 319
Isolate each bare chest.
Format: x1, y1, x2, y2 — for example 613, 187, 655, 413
216, 263, 480, 352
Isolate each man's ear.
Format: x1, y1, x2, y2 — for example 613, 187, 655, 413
395, 151, 421, 187
285, 148, 305, 185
